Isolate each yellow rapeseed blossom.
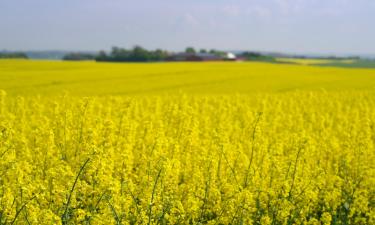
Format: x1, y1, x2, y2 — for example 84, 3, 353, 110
0, 60, 374, 224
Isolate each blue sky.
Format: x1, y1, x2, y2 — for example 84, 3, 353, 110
1, 0, 374, 54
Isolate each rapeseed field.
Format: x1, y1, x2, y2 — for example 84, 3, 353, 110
0, 60, 374, 224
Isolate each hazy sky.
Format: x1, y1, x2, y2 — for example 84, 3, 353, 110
1, 0, 374, 54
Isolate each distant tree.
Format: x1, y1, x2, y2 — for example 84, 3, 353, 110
63, 53, 96, 61
240, 51, 276, 62
241, 52, 261, 58
151, 49, 169, 61
96, 51, 107, 61
199, 49, 207, 53
111, 47, 121, 57
185, 47, 196, 54
209, 49, 226, 57
0, 52, 28, 59
131, 45, 150, 61
95, 46, 169, 62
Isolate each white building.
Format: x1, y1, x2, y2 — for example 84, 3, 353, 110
225, 52, 237, 60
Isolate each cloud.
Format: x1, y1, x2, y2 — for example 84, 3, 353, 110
183, 13, 199, 26
317, 8, 341, 17
169, 12, 200, 33
221, 5, 241, 17
246, 6, 272, 19
273, 0, 312, 15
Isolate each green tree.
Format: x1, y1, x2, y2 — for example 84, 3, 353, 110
185, 47, 196, 54
199, 49, 207, 53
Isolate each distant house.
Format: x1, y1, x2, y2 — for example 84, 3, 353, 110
196, 53, 223, 61
166, 53, 201, 61
224, 52, 237, 61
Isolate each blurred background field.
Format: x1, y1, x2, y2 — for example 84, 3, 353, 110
1, 59, 375, 96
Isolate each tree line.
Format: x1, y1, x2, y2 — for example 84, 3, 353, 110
0, 52, 28, 59
96, 46, 169, 62
62, 46, 232, 62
